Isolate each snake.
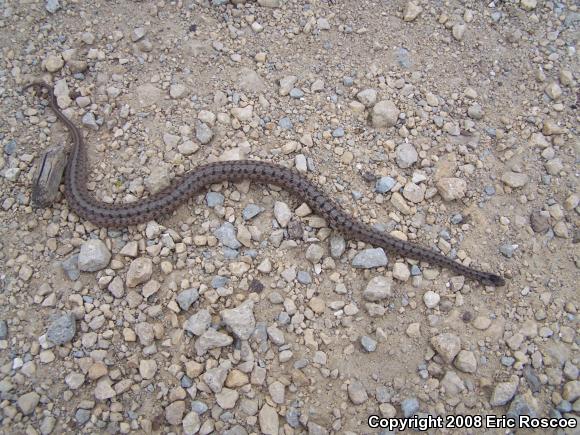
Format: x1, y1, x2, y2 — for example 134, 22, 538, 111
23, 82, 505, 287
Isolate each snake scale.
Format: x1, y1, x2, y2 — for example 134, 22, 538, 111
24, 82, 505, 287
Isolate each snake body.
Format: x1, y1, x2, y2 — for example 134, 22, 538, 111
25, 83, 505, 287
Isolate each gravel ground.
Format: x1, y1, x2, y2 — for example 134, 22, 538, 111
0, 0, 578, 434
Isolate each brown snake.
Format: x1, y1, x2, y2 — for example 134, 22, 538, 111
24, 83, 505, 287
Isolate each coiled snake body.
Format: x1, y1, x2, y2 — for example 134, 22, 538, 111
24, 83, 505, 287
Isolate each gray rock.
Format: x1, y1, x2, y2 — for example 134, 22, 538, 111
500, 244, 518, 258
126, 257, 153, 287
75, 408, 91, 425
363, 276, 392, 301
184, 309, 211, 336
0, 320, 7, 339
214, 223, 241, 249
170, 84, 188, 99
196, 122, 213, 144
45, 0, 60, 13
238, 68, 266, 93
145, 166, 170, 194
490, 377, 519, 406
243, 204, 263, 220
78, 240, 111, 272
278, 117, 293, 130
401, 397, 419, 417
258, 403, 279, 435
357, 88, 377, 107
135, 322, 154, 346
330, 235, 345, 258
62, 254, 80, 280
395, 143, 418, 168
286, 404, 301, 427
47, 312, 76, 345
352, 248, 388, 268
501, 171, 529, 188
430, 333, 461, 364
211, 275, 229, 288
194, 329, 233, 356
297, 271, 312, 284
183, 411, 201, 435
17, 391, 40, 415
191, 400, 208, 414
348, 381, 368, 404
372, 100, 399, 128
332, 127, 344, 137
361, 336, 377, 352
289, 88, 304, 99
203, 364, 229, 393
375, 176, 396, 193
81, 112, 99, 130
220, 301, 255, 340
176, 288, 199, 311
206, 192, 224, 208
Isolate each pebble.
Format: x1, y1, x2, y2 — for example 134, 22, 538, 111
196, 122, 213, 144
46, 312, 76, 345
170, 84, 188, 99
183, 411, 201, 434
490, 377, 519, 406
499, 244, 518, 258
45, 0, 60, 13
0, 320, 7, 339
184, 310, 211, 336
401, 397, 419, 417
423, 290, 440, 308
361, 336, 377, 352
17, 391, 40, 415
176, 288, 199, 311
348, 381, 368, 404
126, 257, 153, 287
214, 222, 241, 249
44, 54, 64, 72
305, 244, 324, 263
430, 333, 461, 364
243, 204, 263, 220
501, 171, 529, 188
357, 88, 377, 107
166, 400, 186, 425
375, 176, 396, 193
395, 143, 418, 168
259, 404, 279, 435
274, 201, 291, 227
454, 350, 477, 373
371, 100, 399, 128
392, 263, 411, 281
279, 76, 297, 96
221, 301, 255, 340
404, 2, 423, 21
195, 329, 233, 356
352, 248, 388, 268
78, 239, 111, 272
206, 192, 224, 208
436, 178, 467, 201
363, 276, 392, 301
330, 235, 345, 257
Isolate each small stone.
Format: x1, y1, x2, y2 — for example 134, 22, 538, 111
45, 0, 60, 14
520, 0, 537, 11
126, 257, 153, 287
352, 248, 388, 269
423, 291, 440, 308
490, 377, 519, 406
431, 333, 461, 364
78, 240, 111, 272
139, 359, 157, 379
194, 329, 233, 356
375, 176, 396, 193
44, 54, 64, 72
94, 379, 116, 401
0, 320, 7, 340
196, 122, 213, 144
170, 84, 188, 99
178, 140, 199, 156
356, 88, 377, 107
183, 411, 201, 435
363, 276, 392, 301
165, 400, 186, 425
259, 404, 279, 435
530, 211, 550, 233
437, 178, 467, 201
401, 397, 419, 417
18, 392, 40, 415
184, 310, 211, 336
500, 244, 518, 258
317, 17, 330, 30
404, 1, 423, 21
501, 171, 529, 188
243, 204, 263, 220
454, 350, 477, 373
396, 143, 418, 168
348, 381, 368, 404
65, 372, 85, 390
289, 88, 304, 99
176, 288, 199, 311
545, 82, 562, 100
467, 103, 484, 120
452, 23, 466, 41
563, 381, 580, 402
47, 312, 76, 345
392, 263, 411, 281
214, 222, 241, 249
305, 244, 324, 263
221, 301, 255, 340
361, 336, 377, 352
371, 100, 399, 128
135, 322, 154, 346
274, 201, 292, 227
279, 76, 297, 96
